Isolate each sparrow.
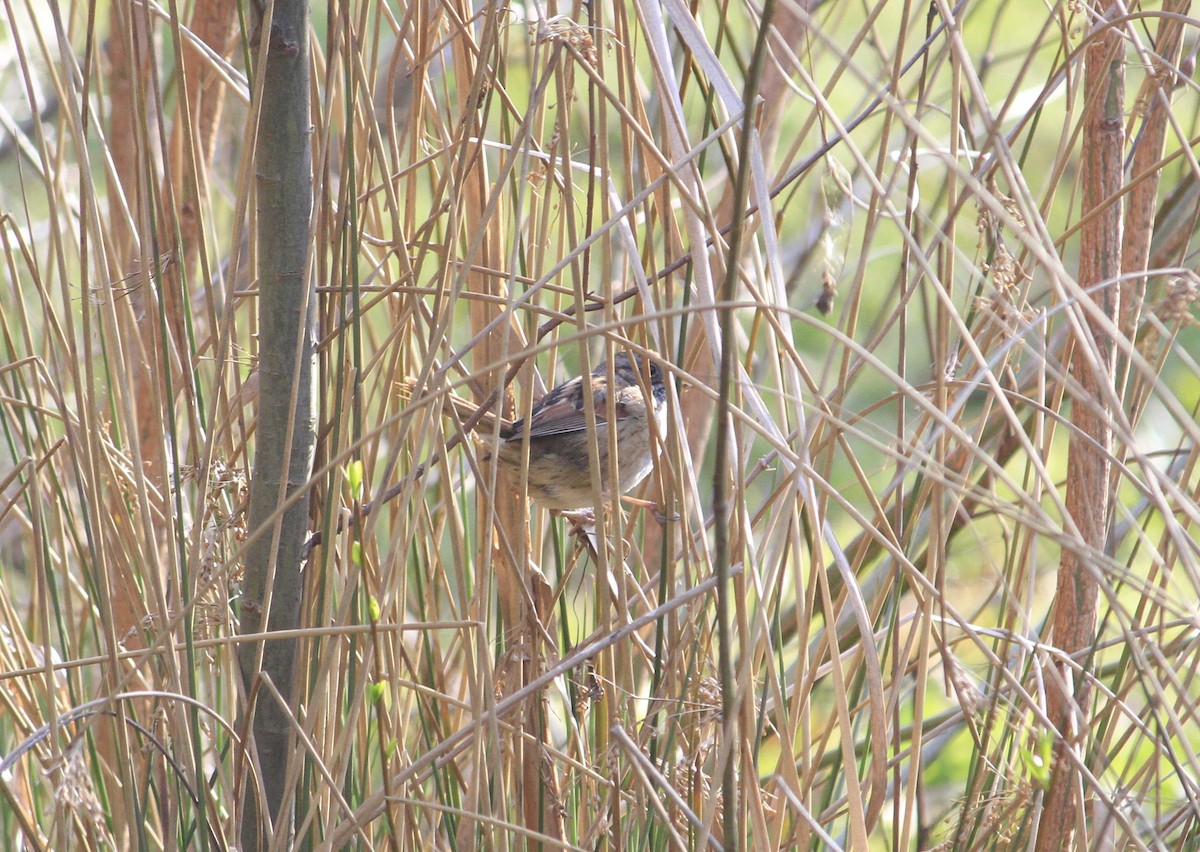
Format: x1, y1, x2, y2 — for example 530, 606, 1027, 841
486, 352, 668, 510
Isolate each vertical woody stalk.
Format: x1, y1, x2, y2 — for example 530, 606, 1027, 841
1119, 1, 1189, 343
238, 1, 316, 848
1035, 9, 1122, 850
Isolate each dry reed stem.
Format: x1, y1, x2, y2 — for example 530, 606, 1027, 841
2, 1, 1200, 849
1035, 7, 1123, 849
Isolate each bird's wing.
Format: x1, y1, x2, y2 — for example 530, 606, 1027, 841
516, 377, 636, 438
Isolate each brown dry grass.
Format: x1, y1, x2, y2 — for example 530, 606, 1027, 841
1, 0, 1198, 848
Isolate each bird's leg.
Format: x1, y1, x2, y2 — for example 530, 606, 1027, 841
619, 495, 679, 524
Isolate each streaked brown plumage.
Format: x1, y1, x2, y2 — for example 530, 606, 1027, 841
487, 352, 667, 510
